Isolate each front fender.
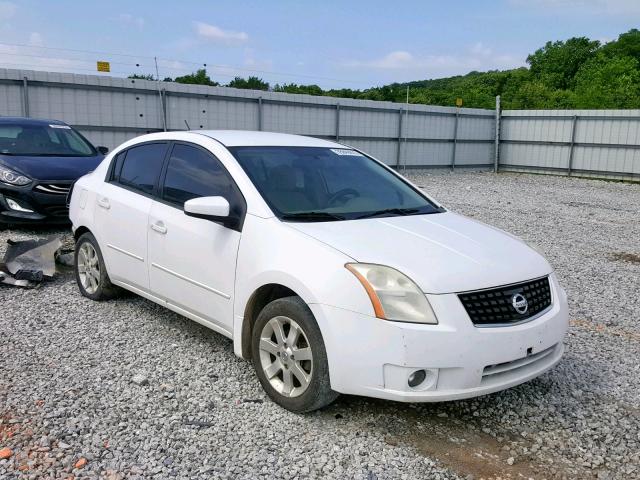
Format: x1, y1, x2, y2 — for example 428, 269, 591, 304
232, 216, 376, 358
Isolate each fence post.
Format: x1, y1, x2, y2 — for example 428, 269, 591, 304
160, 89, 167, 132
335, 103, 340, 141
451, 108, 459, 171
567, 114, 578, 176
494, 95, 501, 173
22, 76, 29, 117
396, 108, 404, 168
258, 97, 263, 131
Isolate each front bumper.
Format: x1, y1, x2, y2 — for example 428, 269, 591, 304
310, 273, 568, 402
0, 181, 72, 224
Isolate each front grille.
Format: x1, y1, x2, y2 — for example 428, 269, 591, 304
458, 276, 552, 326
34, 183, 71, 195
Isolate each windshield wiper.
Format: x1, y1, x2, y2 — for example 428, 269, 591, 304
356, 208, 421, 219
281, 211, 346, 222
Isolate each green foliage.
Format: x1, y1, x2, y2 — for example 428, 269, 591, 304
273, 83, 325, 95
173, 69, 219, 86
128, 74, 156, 81
130, 29, 640, 109
526, 37, 600, 89
574, 54, 640, 108
601, 29, 640, 64
227, 76, 270, 90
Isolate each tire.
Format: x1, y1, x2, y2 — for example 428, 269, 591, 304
74, 232, 120, 301
252, 296, 339, 413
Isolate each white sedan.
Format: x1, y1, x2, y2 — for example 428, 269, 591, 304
69, 130, 568, 412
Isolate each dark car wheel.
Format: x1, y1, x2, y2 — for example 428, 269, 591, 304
74, 232, 120, 301
252, 296, 339, 413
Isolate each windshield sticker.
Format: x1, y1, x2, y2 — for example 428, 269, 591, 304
49, 124, 71, 129
330, 148, 363, 156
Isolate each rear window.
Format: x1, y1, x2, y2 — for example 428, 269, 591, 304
118, 143, 167, 195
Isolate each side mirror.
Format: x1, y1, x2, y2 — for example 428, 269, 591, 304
97, 146, 109, 155
184, 196, 239, 229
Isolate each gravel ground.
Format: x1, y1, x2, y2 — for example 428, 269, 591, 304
1, 171, 639, 480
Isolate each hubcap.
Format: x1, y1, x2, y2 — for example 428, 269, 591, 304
77, 242, 100, 294
258, 316, 313, 398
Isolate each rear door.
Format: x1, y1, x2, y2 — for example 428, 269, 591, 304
92, 142, 168, 291
147, 142, 245, 333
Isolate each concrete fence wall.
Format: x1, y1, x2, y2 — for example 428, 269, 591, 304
0, 68, 496, 170
499, 110, 640, 180
2, 69, 640, 180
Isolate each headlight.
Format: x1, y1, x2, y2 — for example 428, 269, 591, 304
0, 164, 31, 186
346, 263, 438, 324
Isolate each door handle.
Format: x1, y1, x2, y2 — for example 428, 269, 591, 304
97, 197, 110, 210
151, 221, 167, 234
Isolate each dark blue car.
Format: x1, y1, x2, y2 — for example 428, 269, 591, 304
0, 117, 107, 227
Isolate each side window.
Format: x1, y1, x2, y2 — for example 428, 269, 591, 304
110, 151, 127, 181
118, 143, 167, 195
162, 144, 236, 206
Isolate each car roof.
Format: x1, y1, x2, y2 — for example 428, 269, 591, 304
0, 116, 68, 127
196, 130, 344, 148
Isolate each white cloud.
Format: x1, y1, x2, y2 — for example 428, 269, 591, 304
0, 43, 89, 72
118, 13, 145, 29
242, 48, 272, 71
193, 21, 248, 45
28, 32, 43, 47
343, 44, 524, 77
346, 51, 415, 69
509, 0, 640, 15
0, 1, 16, 21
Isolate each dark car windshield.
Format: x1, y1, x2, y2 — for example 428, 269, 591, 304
229, 146, 442, 221
0, 123, 96, 157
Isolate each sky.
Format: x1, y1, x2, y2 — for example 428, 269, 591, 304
0, 0, 639, 89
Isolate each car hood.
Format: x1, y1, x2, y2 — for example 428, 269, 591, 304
287, 212, 552, 294
0, 154, 103, 181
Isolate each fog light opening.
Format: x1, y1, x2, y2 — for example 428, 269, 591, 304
6, 198, 33, 213
407, 369, 427, 388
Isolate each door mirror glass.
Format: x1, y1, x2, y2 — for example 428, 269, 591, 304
184, 196, 230, 219
97, 146, 109, 155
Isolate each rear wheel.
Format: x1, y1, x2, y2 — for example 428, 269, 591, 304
74, 232, 120, 300
252, 296, 338, 413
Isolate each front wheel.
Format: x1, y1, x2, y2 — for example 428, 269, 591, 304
252, 296, 338, 413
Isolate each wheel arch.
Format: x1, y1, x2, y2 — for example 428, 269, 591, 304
239, 282, 304, 359
73, 225, 92, 241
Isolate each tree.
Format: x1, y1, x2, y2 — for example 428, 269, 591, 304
174, 69, 219, 86
128, 74, 156, 81
527, 37, 600, 89
273, 83, 325, 96
601, 29, 640, 64
573, 54, 640, 108
227, 76, 269, 90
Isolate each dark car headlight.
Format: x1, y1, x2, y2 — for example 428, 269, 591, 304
0, 164, 31, 186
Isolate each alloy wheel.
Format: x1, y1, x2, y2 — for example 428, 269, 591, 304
258, 315, 313, 398
77, 242, 100, 294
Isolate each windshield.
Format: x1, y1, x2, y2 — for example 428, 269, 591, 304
0, 123, 96, 157
229, 146, 442, 221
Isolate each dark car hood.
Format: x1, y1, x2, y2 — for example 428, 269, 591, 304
0, 154, 103, 181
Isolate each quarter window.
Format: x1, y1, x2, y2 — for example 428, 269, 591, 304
118, 143, 167, 195
162, 144, 237, 206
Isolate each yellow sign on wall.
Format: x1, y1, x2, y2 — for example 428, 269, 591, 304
97, 61, 111, 73
456, 98, 463, 107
